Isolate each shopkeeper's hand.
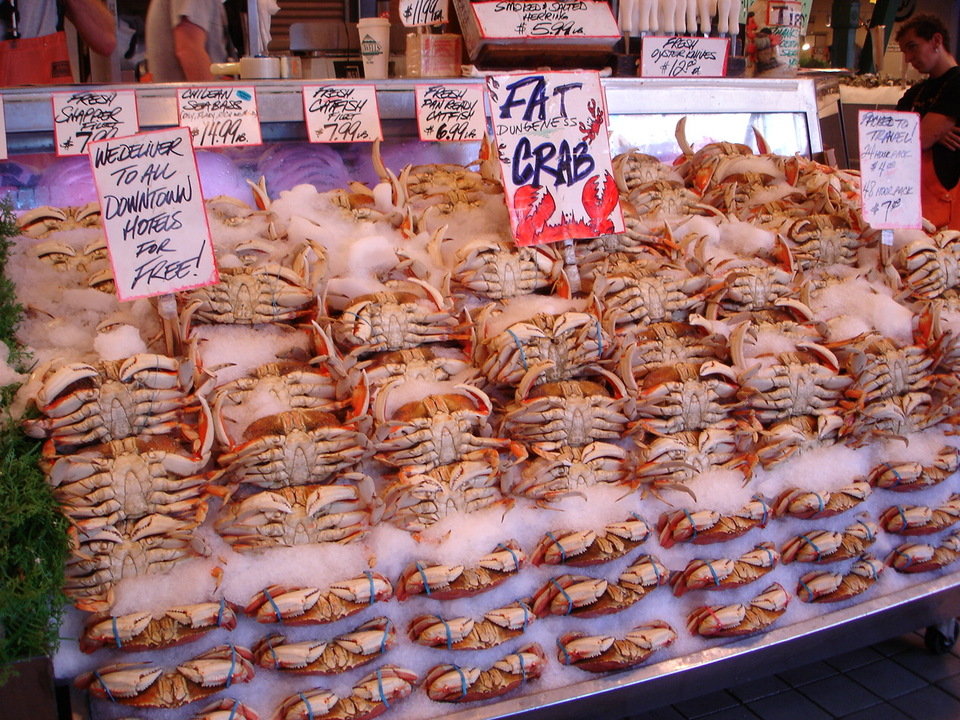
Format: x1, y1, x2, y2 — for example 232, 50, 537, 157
941, 125, 960, 151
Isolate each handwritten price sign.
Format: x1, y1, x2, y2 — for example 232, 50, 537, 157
303, 85, 382, 143
177, 87, 262, 148
400, 0, 448, 26
90, 127, 218, 301
487, 70, 623, 246
473, 0, 620, 39
53, 90, 139, 156
415, 84, 485, 141
858, 110, 921, 229
640, 36, 729, 78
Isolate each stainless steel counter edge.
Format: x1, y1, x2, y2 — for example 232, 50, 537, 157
0, 77, 822, 153
434, 571, 960, 720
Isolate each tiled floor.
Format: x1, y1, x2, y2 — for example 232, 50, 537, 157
626, 624, 960, 720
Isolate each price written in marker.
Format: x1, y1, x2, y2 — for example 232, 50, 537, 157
415, 84, 486, 142
52, 90, 139, 156
639, 36, 730, 78
472, 0, 620, 40
177, 87, 262, 148
858, 110, 921, 230
303, 85, 382, 143
400, 0, 447, 26
89, 127, 218, 301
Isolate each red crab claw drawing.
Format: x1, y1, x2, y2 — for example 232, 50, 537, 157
582, 171, 619, 234
513, 184, 557, 245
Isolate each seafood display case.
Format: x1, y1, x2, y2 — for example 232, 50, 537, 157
4, 76, 960, 720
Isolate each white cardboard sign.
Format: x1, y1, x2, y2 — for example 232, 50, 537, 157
640, 36, 730, 77
303, 85, 382, 143
858, 110, 922, 229
415, 84, 486, 141
400, 0, 448, 26
473, 0, 620, 39
177, 87, 262, 148
486, 70, 623, 246
90, 127, 218, 301
52, 90, 139, 156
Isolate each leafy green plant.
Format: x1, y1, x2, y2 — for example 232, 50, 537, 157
0, 201, 68, 677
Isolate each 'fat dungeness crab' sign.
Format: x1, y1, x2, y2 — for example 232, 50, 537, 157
486, 70, 624, 246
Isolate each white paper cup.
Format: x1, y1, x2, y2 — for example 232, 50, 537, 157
358, 17, 390, 79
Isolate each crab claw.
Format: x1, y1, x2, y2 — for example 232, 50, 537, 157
582, 171, 620, 231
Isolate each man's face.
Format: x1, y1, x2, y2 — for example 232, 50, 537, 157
898, 29, 942, 74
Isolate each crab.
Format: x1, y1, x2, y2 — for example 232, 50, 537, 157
879, 494, 960, 535
65, 514, 204, 612
424, 644, 545, 703
180, 263, 317, 335
843, 391, 951, 445
797, 555, 885, 603
832, 333, 934, 405
893, 230, 960, 300
31, 236, 109, 273
887, 529, 960, 573
866, 446, 960, 492
395, 541, 525, 601
772, 481, 872, 520
214, 481, 371, 552
213, 360, 345, 415
557, 620, 677, 673
671, 542, 780, 596
707, 262, 801, 318
530, 516, 651, 567
632, 421, 747, 492
191, 698, 260, 720
351, 347, 474, 397
380, 450, 505, 532
687, 582, 790, 638
21, 353, 202, 451
754, 414, 844, 470
79, 599, 239, 654
473, 306, 613, 389
511, 441, 631, 503
327, 279, 467, 357
215, 409, 369, 490
657, 496, 771, 548
781, 520, 880, 564
373, 383, 512, 474
775, 213, 864, 270
252, 616, 395, 674
500, 375, 631, 452
618, 321, 728, 381
74, 644, 256, 709
272, 665, 418, 720
407, 601, 534, 651
674, 117, 756, 193
452, 238, 563, 299
612, 150, 682, 191
245, 573, 393, 625
43, 426, 212, 534
631, 360, 739, 435
627, 179, 723, 219
17, 202, 101, 237
531, 555, 670, 618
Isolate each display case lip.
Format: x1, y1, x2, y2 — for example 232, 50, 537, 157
0, 77, 822, 153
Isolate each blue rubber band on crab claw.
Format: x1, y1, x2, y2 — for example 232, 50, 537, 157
895, 506, 909, 530
506, 329, 529, 370
892, 547, 912, 568
269, 644, 281, 669
881, 463, 902, 487
111, 616, 122, 649
377, 667, 390, 707
227, 700, 238, 720
415, 562, 431, 596
364, 571, 376, 604
453, 665, 469, 699
753, 496, 769, 525
521, 603, 531, 628
798, 577, 815, 600
519, 650, 527, 680
681, 508, 697, 539
263, 587, 284, 622
341, 310, 373, 327
557, 636, 572, 664
93, 670, 116, 703
226, 645, 237, 687
380, 619, 391, 651
545, 532, 565, 563
706, 560, 722, 587
440, 616, 454, 649
798, 533, 823, 560
551, 578, 576, 615
496, 542, 519, 569
854, 521, 876, 542
593, 317, 603, 359
217, 597, 226, 626
298, 691, 315, 720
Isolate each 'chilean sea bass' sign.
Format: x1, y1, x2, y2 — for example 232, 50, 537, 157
486, 70, 623, 246
90, 127, 218, 301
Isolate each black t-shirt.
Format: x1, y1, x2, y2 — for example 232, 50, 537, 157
897, 66, 960, 190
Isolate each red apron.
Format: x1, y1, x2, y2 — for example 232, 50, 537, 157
920, 148, 960, 231
0, 31, 71, 85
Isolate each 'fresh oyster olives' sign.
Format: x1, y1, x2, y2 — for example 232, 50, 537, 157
52, 90, 139, 156
303, 85, 383, 143
858, 110, 921, 230
487, 70, 623, 246
90, 127, 219, 301
640, 36, 730, 77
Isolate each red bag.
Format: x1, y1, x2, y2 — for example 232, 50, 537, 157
0, 30, 72, 85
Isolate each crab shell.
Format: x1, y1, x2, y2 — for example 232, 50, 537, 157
530, 517, 651, 567
780, 520, 879, 564
395, 540, 525, 601
244, 573, 393, 625
252, 616, 395, 674
671, 542, 779, 596
686, 583, 790, 637
557, 620, 677, 672
772, 482, 872, 520
192, 698, 261, 720
424, 643, 546, 703
886, 530, 960, 573
796, 555, 884, 603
